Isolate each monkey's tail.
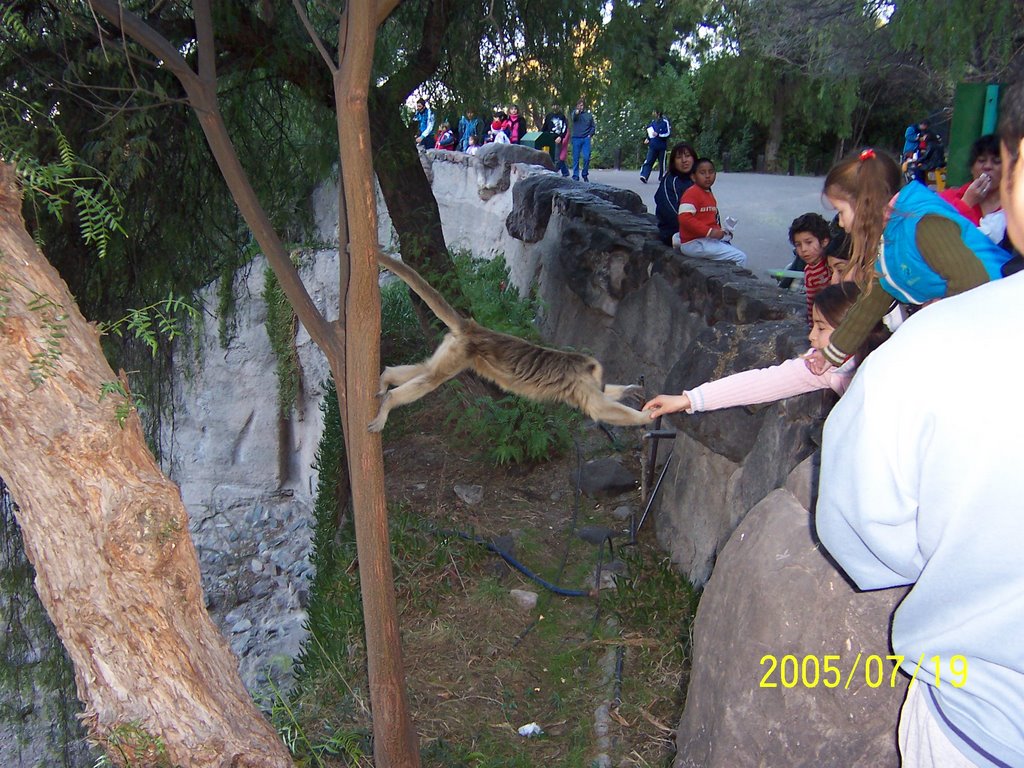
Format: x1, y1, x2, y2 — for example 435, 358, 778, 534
376, 250, 466, 333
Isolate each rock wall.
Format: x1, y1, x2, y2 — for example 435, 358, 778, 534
159, 251, 339, 695
515, 171, 826, 587
672, 474, 908, 768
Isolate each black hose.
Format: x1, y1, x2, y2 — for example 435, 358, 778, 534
439, 528, 593, 598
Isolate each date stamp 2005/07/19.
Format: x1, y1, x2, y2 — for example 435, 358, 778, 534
758, 653, 968, 690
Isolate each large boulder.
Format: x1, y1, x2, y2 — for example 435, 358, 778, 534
506, 174, 647, 243
472, 142, 554, 199
675, 483, 908, 768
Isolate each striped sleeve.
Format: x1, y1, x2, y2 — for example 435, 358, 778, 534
823, 277, 895, 366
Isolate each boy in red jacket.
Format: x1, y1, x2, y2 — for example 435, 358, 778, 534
675, 158, 747, 266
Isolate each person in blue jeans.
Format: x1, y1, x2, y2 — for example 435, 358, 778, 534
571, 99, 596, 181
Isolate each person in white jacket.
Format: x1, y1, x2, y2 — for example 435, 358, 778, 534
815, 79, 1024, 768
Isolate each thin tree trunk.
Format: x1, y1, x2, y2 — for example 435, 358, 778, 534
765, 107, 784, 174
336, 2, 421, 765
0, 165, 292, 767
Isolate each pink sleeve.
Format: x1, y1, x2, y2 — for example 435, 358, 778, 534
684, 357, 851, 413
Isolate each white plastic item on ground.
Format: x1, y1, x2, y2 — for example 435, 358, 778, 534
517, 722, 544, 737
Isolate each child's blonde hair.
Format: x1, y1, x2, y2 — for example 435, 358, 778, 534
823, 149, 902, 289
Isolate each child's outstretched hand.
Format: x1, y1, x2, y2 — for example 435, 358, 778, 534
803, 349, 834, 376
642, 394, 692, 419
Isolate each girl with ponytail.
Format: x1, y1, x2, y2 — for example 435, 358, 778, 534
805, 148, 1013, 374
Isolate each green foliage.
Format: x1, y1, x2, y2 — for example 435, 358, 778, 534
217, 260, 239, 349
1, 3, 336, 339
263, 267, 300, 416
450, 252, 538, 337
694, 110, 724, 162
380, 278, 429, 366
296, 380, 361, 680
0, 95, 127, 262
99, 380, 145, 429
446, 387, 581, 465
23, 290, 67, 387
888, 0, 1024, 84
92, 722, 172, 768
266, 676, 369, 767
725, 123, 756, 172
593, 62, 701, 168
611, 551, 701, 665
99, 294, 199, 358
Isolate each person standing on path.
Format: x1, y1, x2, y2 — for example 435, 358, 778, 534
571, 99, 596, 182
457, 108, 483, 152
640, 109, 671, 184
542, 103, 570, 177
414, 98, 435, 149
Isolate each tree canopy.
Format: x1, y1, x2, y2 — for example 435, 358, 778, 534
4, 0, 1019, 317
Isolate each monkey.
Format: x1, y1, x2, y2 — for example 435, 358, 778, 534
368, 251, 650, 433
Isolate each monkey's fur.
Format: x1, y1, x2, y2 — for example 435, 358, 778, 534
368, 252, 650, 432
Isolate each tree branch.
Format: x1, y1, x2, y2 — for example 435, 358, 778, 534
374, 0, 455, 104
291, 0, 338, 73
87, 0, 340, 358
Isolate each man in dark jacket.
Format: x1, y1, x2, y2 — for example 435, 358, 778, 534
541, 104, 569, 176
640, 110, 671, 183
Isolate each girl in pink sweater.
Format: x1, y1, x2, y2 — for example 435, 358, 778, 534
642, 283, 884, 417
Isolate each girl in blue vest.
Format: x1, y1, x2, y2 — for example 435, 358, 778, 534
805, 148, 1013, 374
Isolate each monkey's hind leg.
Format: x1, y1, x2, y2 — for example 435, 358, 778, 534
368, 371, 454, 432
376, 334, 460, 396
378, 363, 426, 395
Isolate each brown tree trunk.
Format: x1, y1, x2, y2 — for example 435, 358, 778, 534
764, 77, 791, 174
336, 3, 422, 765
0, 165, 292, 766
765, 107, 784, 174
369, 96, 453, 281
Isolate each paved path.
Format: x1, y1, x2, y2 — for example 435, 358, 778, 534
586, 168, 830, 283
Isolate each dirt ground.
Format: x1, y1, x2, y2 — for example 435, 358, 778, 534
371, 396, 696, 768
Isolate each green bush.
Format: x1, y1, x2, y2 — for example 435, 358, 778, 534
446, 386, 581, 465
451, 251, 538, 337
262, 267, 299, 416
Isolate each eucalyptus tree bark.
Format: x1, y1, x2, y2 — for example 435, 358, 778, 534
0, 164, 292, 767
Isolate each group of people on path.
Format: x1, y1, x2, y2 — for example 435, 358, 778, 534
412, 97, 597, 180
644, 81, 1024, 768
